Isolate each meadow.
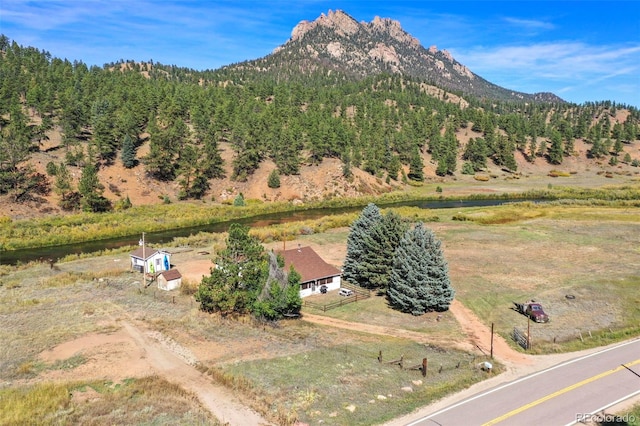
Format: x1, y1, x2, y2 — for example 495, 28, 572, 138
1, 194, 640, 424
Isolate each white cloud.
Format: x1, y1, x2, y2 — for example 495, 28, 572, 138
503, 17, 555, 31
454, 42, 640, 81
449, 41, 640, 104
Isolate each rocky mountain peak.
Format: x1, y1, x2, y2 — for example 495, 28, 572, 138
369, 15, 421, 47
265, 10, 564, 103
291, 9, 360, 40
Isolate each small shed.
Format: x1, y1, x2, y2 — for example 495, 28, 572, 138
130, 247, 171, 275
158, 269, 182, 291
278, 246, 341, 298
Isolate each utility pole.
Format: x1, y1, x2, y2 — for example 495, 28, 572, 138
490, 322, 494, 359
140, 232, 146, 286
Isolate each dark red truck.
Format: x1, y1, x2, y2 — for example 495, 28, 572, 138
513, 300, 550, 323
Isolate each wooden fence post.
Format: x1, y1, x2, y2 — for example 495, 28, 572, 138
422, 358, 427, 377
378, 350, 382, 363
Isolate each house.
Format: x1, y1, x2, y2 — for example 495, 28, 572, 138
130, 247, 172, 276
278, 246, 341, 298
157, 269, 182, 291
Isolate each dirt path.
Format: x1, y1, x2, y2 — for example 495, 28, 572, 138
448, 299, 532, 366
38, 318, 271, 425
301, 312, 473, 351
120, 321, 271, 426
302, 300, 531, 366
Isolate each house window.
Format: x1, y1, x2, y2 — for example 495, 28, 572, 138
301, 282, 313, 290
317, 277, 332, 285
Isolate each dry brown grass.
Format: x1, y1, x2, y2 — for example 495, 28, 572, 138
2, 202, 640, 424
0, 376, 219, 425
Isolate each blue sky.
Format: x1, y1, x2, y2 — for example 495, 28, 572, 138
1, 1, 638, 107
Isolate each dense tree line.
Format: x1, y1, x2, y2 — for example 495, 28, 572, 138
1, 36, 639, 208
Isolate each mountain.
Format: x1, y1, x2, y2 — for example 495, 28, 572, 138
221, 10, 564, 103
0, 14, 639, 221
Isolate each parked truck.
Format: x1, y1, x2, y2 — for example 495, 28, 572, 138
513, 300, 550, 323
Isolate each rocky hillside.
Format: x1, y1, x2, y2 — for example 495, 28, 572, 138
0, 10, 639, 221
4, 110, 639, 222
222, 9, 564, 103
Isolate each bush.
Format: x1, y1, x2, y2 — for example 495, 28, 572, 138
45, 162, 58, 176
267, 169, 281, 189
234, 193, 245, 206
114, 196, 132, 211
461, 162, 475, 175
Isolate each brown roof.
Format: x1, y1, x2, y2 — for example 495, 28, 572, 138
277, 246, 341, 284
160, 269, 182, 281
130, 247, 159, 259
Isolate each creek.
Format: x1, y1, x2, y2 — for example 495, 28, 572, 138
0, 198, 527, 265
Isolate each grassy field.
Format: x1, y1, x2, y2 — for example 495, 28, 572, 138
0, 376, 219, 425
433, 202, 640, 353
1, 200, 640, 424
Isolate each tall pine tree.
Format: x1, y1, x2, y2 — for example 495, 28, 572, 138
342, 203, 382, 287
121, 134, 136, 168
387, 222, 454, 315
196, 223, 267, 316
78, 163, 111, 212
358, 211, 408, 290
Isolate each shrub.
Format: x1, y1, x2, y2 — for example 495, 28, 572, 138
548, 170, 571, 177
461, 162, 475, 175
45, 162, 58, 176
267, 170, 281, 189
234, 193, 245, 206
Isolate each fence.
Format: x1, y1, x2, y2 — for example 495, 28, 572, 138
303, 283, 371, 312
375, 350, 491, 377
513, 327, 530, 350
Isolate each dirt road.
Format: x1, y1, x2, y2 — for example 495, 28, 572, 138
301, 299, 531, 366
120, 321, 271, 426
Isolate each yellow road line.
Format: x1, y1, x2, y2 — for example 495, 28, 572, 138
482, 358, 640, 426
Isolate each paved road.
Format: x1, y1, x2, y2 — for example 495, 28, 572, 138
406, 338, 640, 426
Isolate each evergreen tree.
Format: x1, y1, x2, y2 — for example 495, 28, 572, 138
196, 223, 267, 316
177, 144, 198, 199
201, 124, 225, 179
462, 137, 487, 171
54, 163, 80, 210
612, 138, 623, 156
387, 222, 454, 315
407, 149, 424, 182
342, 203, 382, 286
386, 154, 401, 181
341, 150, 353, 179
267, 169, 281, 188
90, 98, 116, 162
493, 135, 517, 171
121, 134, 137, 168
436, 125, 458, 176
358, 211, 408, 291
548, 130, 563, 165
233, 193, 245, 206
78, 163, 111, 212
